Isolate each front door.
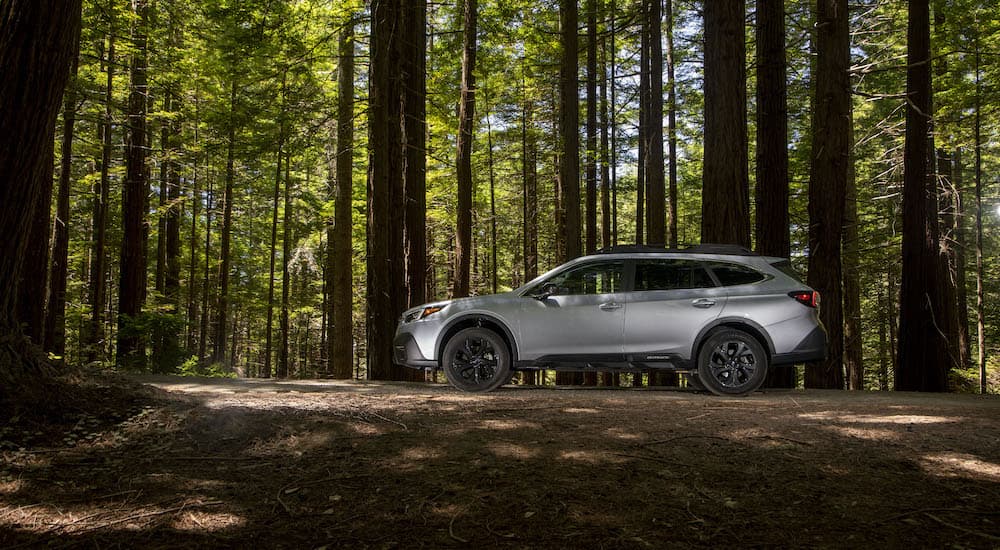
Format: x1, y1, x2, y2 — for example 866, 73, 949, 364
516, 260, 626, 361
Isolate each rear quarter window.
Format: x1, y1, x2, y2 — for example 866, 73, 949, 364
706, 262, 767, 286
770, 259, 805, 283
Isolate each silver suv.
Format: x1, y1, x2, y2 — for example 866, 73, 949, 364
394, 245, 826, 395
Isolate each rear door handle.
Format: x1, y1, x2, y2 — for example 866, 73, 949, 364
692, 298, 716, 309
599, 302, 622, 311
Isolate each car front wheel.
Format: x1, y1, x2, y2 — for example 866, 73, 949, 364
442, 327, 511, 393
696, 329, 768, 396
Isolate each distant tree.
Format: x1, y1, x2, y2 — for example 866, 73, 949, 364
643, 0, 665, 248
454, 0, 478, 298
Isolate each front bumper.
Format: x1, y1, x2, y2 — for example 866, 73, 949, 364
393, 332, 437, 369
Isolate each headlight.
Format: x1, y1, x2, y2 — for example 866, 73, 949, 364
419, 306, 444, 319
404, 304, 446, 323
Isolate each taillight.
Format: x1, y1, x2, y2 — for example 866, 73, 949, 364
788, 290, 819, 308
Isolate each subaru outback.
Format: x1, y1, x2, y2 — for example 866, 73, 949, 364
393, 244, 827, 396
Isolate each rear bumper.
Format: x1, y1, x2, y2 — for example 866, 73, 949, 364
772, 326, 827, 365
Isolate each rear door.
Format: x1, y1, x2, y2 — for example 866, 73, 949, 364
623, 258, 727, 361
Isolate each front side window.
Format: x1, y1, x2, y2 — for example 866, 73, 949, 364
706, 262, 767, 286
634, 259, 715, 291
533, 261, 624, 295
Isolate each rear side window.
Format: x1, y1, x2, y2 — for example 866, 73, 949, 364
770, 259, 805, 283
634, 260, 715, 291
706, 262, 767, 286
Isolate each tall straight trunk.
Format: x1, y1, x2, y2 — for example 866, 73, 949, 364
198, 178, 213, 360
559, 0, 581, 260
17, 133, 54, 347
609, 0, 618, 246
584, 0, 598, 255
643, 0, 665, 248
155, 108, 168, 296
117, 0, 150, 370
45, 52, 80, 359
368, 0, 421, 380
0, 0, 81, 387
973, 40, 985, 393
878, 279, 888, 390
486, 97, 499, 294
404, 0, 427, 311
754, 0, 789, 258
213, 80, 238, 366
453, 0, 477, 298
843, 124, 862, 390
936, 149, 961, 372
805, 0, 849, 389
600, 35, 611, 250
636, 19, 646, 247
952, 149, 970, 367
279, 153, 292, 378
161, 88, 182, 370
186, 95, 201, 351
521, 91, 538, 281
665, 0, 677, 248
330, 18, 355, 380
264, 111, 284, 379
897, 0, 948, 392
702, 0, 749, 247
87, 28, 114, 364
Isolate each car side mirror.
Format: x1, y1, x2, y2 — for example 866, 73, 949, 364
534, 283, 560, 300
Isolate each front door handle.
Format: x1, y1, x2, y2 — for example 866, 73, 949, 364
692, 298, 716, 309
599, 302, 622, 311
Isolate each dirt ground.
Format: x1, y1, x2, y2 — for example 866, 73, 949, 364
2, 375, 999, 549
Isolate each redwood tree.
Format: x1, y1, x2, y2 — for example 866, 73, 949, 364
701, 0, 749, 247
0, 0, 82, 385
454, 0, 478, 298
559, 0, 581, 260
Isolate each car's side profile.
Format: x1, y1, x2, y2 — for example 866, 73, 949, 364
393, 244, 827, 396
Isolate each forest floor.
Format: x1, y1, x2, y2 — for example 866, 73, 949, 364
2, 375, 1000, 549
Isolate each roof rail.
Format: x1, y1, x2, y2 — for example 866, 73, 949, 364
595, 243, 757, 256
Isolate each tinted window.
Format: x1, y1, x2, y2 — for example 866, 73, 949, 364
534, 261, 624, 295
707, 262, 767, 286
634, 260, 715, 291
770, 259, 804, 283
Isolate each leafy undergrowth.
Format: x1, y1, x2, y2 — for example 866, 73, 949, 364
2, 377, 999, 548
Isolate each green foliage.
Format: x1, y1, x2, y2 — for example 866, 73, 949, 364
178, 356, 236, 378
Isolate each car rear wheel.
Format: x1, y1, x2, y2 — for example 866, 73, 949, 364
696, 329, 768, 396
442, 327, 511, 393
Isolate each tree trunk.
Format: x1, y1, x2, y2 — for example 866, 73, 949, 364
600, 35, 611, 250
16, 132, 54, 348
843, 125, 862, 390
117, 0, 150, 370
186, 96, 201, 352
279, 153, 292, 378
896, 0, 949, 392
701, 0, 749, 247
643, 0, 665, 248
585, 0, 598, 255
559, 0, 581, 260
45, 52, 80, 360
952, 149, 970, 368
754, 0, 789, 259
521, 91, 538, 281
86, 28, 114, 365
665, 0, 678, 249
805, 0, 849, 389
973, 41, 986, 393
404, 0, 427, 312
212, 80, 238, 366
486, 96, 499, 294
454, 0, 477, 299
330, 17, 355, 380
198, 178, 213, 361
0, 0, 81, 388
264, 105, 284, 379
636, 19, 646, 247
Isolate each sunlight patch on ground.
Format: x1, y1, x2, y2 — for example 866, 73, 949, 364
171, 509, 245, 531
479, 419, 541, 431
562, 407, 602, 414
0, 478, 24, 495
798, 412, 961, 425
605, 427, 643, 440
487, 441, 539, 459
920, 452, 1000, 481
250, 430, 335, 456
559, 449, 626, 465
823, 425, 900, 441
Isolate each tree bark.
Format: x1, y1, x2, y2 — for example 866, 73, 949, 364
952, 149, 970, 368
330, 17, 355, 380
264, 93, 284, 379
454, 0, 477, 298
896, 0, 949, 392
279, 153, 292, 378
701, 0, 749, 247
117, 0, 150, 370
0, 0, 81, 388
521, 90, 538, 281
585, 0, 598, 255
643, 0, 665, 248
45, 52, 80, 360
665, 0, 678, 249
559, 0, 581, 260
805, 0, 849, 389
754, 0, 789, 259
843, 125, 862, 390
212, 80, 238, 366
404, 0, 427, 311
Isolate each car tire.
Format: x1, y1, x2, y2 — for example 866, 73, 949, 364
442, 327, 511, 393
696, 328, 768, 396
